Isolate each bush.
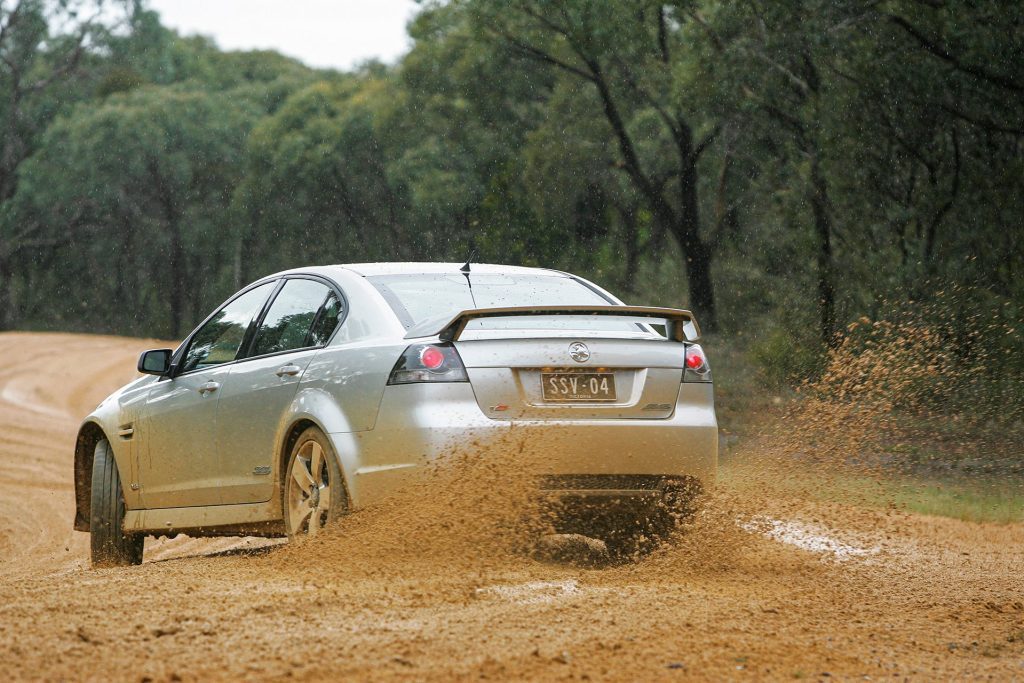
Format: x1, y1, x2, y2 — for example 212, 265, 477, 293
749, 326, 825, 387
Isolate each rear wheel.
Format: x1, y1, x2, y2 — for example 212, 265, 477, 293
89, 438, 144, 567
284, 427, 347, 540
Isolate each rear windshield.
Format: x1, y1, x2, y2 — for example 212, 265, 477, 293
367, 273, 636, 332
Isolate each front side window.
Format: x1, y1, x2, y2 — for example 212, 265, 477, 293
180, 281, 276, 373
249, 279, 335, 357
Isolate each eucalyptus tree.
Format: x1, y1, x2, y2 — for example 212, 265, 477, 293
11, 86, 257, 335
850, 0, 1024, 298
459, 0, 728, 329
0, 0, 131, 327
233, 74, 415, 282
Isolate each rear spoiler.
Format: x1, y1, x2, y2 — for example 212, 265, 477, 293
404, 305, 701, 343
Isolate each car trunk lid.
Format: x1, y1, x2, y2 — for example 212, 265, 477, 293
408, 306, 699, 421
456, 335, 685, 420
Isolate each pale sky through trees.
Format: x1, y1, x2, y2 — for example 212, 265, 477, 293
147, 0, 420, 70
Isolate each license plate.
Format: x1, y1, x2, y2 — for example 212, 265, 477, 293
541, 372, 616, 402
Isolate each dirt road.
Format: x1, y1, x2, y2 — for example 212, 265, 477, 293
0, 332, 1021, 681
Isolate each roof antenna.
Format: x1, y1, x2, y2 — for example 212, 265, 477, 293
461, 249, 478, 308
460, 248, 477, 274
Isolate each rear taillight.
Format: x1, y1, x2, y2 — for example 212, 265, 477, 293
387, 343, 469, 385
683, 344, 712, 383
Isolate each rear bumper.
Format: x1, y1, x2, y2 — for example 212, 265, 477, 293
538, 473, 702, 517
330, 382, 717, 509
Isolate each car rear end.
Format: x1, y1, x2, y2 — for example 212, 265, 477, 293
355, 267, 718, 523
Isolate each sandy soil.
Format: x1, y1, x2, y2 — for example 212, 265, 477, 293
0, 331, 1021, 681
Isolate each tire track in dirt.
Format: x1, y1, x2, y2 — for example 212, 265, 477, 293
0, 331, 1021, 681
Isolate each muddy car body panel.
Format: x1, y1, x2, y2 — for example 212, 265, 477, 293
73, 263, 718, 538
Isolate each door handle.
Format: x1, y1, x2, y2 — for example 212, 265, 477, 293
275, 365, 302, 378
198, 381, 220, 395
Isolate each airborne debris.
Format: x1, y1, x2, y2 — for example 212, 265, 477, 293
0, 331, 1021, 680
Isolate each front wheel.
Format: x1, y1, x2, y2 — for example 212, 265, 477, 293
89, 438, 144, 567
283, 427, 348, 540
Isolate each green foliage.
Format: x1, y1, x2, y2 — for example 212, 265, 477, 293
0, 0, 1019, 407
749, 326, 825, 388
11, 85, 258, 335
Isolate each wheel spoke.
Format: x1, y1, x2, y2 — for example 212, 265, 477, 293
307, 504, 321, 536
319, 483, 331, 513
309, 442, 325, 483
291, 457, 314, 494
289, 497, 313, 534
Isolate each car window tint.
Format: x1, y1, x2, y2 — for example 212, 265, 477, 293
250, 279, 332, 357
308, 291, 344, 347
180, 282, 275, 373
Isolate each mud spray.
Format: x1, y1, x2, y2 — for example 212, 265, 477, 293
262, 311, 1024, 672
2, 328, 1022, 680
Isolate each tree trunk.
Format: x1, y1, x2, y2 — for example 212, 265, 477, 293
676, 226, 717, 332
677, 140, 717, 332
586, 63, 717, 329
0, 253, 11, 331
168, 220, 185, 338
623, 212, 640, 295
809, 154, 837, 348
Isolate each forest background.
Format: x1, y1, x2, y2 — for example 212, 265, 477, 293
0, 0, 1020, 414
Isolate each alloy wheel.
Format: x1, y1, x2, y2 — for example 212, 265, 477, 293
287, 440, 332, 536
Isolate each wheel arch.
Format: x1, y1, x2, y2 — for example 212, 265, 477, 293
276, 416, 355, 512
278, 417, 320, 494
73, 420, 108, 532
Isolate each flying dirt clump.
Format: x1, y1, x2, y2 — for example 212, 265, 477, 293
271, 423, 741, 583
270, 428, 566, 582
269, 308, 1023, 590
4, 332, 1024, 680
726, 309, 1023, 516
780, 319, 955, 468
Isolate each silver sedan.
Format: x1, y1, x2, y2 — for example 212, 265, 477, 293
73, 263, 717, 565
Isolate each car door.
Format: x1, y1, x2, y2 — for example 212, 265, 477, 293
138, 281, 277, 509
214, 277, 345, 505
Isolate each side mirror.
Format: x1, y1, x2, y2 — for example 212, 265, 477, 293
138, 349, 173, 376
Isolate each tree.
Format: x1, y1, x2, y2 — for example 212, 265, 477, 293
461, 0, 725, 329
843, 0, 1024, 298
234, 75, 412, 282
707, 0, 851, 346
0, 0, 130, 328
11, 86, 257, 335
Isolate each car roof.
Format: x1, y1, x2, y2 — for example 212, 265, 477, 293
265, 262, 570, 279
337, 262, 568, 277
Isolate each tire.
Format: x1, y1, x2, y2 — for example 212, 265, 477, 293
283, 427, 348, 540
89, 438, 144, 567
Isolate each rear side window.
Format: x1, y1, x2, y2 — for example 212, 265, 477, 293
180, 281, 276, 373
250, 279, 335, 357
309, 291, 344, 346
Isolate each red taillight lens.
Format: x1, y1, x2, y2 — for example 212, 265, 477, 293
388, 343, 469, 385
683, 344, 712, 383
420, 346, 445, 370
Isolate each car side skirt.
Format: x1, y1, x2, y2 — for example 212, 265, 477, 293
123, 499, 284, 537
